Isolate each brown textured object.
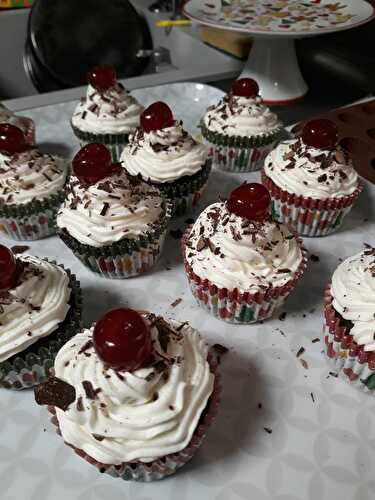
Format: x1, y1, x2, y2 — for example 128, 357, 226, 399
291, 100, 375, 184
34, 377, 76, 411
200, 26, 252, 60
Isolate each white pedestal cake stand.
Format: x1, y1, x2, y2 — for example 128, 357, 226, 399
183, 0, 374, 105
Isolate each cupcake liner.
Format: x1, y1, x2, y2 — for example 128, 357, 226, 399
71, 122, 130, 162
58, 203, 172, 278
0, 190, 65, 241
262, 171, 363, 237
48, 354, 221, 482
0, 263, 82, 390
181, 227, 308, 324
200, 122, 282, 173
323, 284, 375, 394
136, 160, 212, 217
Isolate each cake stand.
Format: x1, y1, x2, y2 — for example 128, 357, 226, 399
183, 0, 375, 105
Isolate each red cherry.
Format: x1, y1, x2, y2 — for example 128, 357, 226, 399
0, 244, 17, 292
72, 144, 119, 185
140, 101, 174, 133
93, 308, 152, 371
87, 64, 117, 92
0, 124, 28, 155
301, 119, 338, 150
227, 183, 271, 221
231, 78, 259, 98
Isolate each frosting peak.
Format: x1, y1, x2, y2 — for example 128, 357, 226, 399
264, 138, 359, 199
185, 202, 303, 293
203, 94, 281, 137
121, 121, 208, 183
72, 84, 143, 134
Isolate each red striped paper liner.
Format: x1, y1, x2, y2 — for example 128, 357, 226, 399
47, 355, 221, 482
323, 284, 375, 394
181, 227, 308, 324
261, 170, 363, 237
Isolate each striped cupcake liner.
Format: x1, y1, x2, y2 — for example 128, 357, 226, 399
209, 142, 278, 173
0, 264, 82, 390
181, 228, 308, 324
71, 122, 130, 162
262, 171, 363, 237
323, 285, 375, 394
58, 204, 172, 279
48, 354, 221, 482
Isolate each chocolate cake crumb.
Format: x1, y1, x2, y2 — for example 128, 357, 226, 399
264, 427, 273, 434
171, 298, 182, 308
82, 380, 101, 400
296, 347, 305, 358
11, 245, 30, 254
76, 396, 84, 412
312, 338, 320, 343
34, 377, 76, 411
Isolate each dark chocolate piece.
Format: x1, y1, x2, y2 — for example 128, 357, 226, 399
34, 377, 76, 411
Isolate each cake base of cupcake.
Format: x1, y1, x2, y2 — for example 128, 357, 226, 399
0, 263, 82, 390
0, 192, 65, 241
262, 171, 363, 237
58, 204, 171, 279
48, 355, 221, 482
71, 122, 129, 163
182, 228, 308, 324
323, 285, 375, 394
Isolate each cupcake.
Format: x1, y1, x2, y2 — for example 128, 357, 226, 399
0, 245, 81, 390
262, 119, 362, 237
120, 101, 211, 216
0, 124, 69, 241
57, 144, 171, 278
324, 247, 375, 393
182, 183, 307, 324
71, 65, 143, 162
0, 102, 35, 146
35, 308, 220, 481
201, 78, 282, 172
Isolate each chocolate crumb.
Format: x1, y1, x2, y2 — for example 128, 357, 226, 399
169, 405, 174, 411
11, 245, 30, 254
258, 403, 262, 409
310, 392, 315, 403
312, 338, 320, 343
82, 380, 100, 400
296, 347, 305, 358
310, 254, 320, 262
329, 371, 338, 378
34, 377, 76, 411
93, 434, 105, 441
264, 427, 273, 434
171, 298, 182, 308
299, 358, 309, 370
100, 202, 110, 217
279, 312, 287, 321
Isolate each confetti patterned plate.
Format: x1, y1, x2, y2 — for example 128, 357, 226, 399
2, 84, 375, 500
184, 0, 375, 36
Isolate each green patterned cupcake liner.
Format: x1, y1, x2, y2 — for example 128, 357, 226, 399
58, 203, 172, 278
134, 160, 212, 217
0, 263, 82, 390
200, 122, 282, 173
71, 122, 130, 162
0, 190, 65, 241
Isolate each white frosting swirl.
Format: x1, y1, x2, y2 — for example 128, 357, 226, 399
264, 138, 359, 199
0, 149, 68, 205
54, 316, 214, 464
203, 94, 281, 137
332, 248, 375, 352
72, 84, 143, 134
56, 171, 166, 247
0, 103, 31, 134
0, 255, 71, 362
185, 202, 303, 293
121, 121, 208, 184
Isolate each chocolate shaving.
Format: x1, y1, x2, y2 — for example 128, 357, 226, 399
78, 340, 93, 355
100, 202, 110, 217
264, 427, 273, 434
310, 254, 320, 262
197, 237, 207, 252
11, 245, 30, 254
76, 396, 84, 412
171, 298, 182, 308
82, 380, 100, 400
296, 347, 305, 358
34, 377, 76, 411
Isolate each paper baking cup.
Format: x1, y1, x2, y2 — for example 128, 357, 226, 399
128, 160, 212, 217
262, 171, 363, 237
201, 122, 282, 173
71, 122, 130, 162
323, 285, 375, 394
48, 356, 221, 482
181, 228, 308, 324
58, 204, 172, 278
0, 190, 65, 241
0, 264, 82, 390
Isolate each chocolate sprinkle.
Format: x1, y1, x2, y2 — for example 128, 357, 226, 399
34, 377, 76, 411
82, 380, 100, 400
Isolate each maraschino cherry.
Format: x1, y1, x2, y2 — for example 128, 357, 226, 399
0, 244, 18, 292
140, 101, 174, 133
0, 124, 29, 155
93, 308, 152, 371
87, 64, 117, 92
227, 183, 270, 221
301, 119, 338, 150
72, 144, 120, 185
231, 78, 259, 98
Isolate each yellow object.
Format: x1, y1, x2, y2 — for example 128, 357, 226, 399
155, 19, 192, 27
200, 25, 252, 60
